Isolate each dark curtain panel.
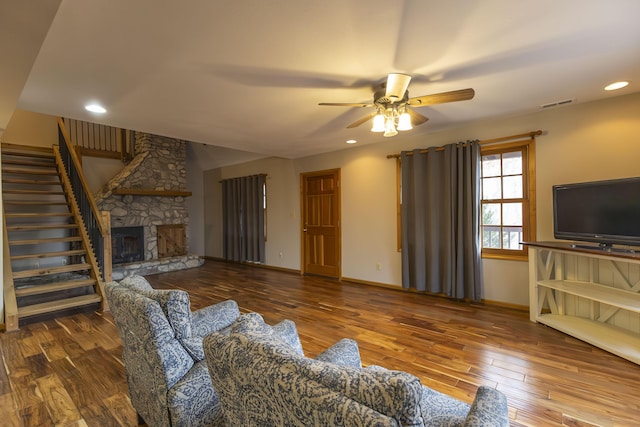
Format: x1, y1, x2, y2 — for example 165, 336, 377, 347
401, 142, 483, 300
222, 174, 266, 263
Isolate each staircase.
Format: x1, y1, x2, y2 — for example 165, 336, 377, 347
2, 143, 104, 328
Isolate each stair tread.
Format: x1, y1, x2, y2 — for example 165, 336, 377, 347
11, 249, 87, 260
2, 168, 59, 175
3, 201, 68, 206
1, 148, 54, 159
15, 278, 96, 297
12, 263, 92, 279
2, 178, 61, 185
3, 189, 65, 195
17, 294, 101, 318
2, 159, 56, 168
6, 224, 78, 231
9, 236, 83, 246
5, 212, 73, 218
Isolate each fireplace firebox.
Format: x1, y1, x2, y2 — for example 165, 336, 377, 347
112, 226, 144, 265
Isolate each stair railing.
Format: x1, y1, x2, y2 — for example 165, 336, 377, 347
63, 117, 134, 162
56, 118, 107, 281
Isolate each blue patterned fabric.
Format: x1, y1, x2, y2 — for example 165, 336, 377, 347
203, 313, 509, 427
106, 281, 228, 426
316, 338, 362, 367
118, 275, 240, 361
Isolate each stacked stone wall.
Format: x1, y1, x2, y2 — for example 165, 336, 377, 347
95, 132, 193, 263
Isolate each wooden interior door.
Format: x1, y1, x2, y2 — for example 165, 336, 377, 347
301, 169, 341, 278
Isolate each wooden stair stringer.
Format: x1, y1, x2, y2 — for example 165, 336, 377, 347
2, 207, 19, 332
53, 145, 108, 312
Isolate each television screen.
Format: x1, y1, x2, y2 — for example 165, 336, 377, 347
553, 177, 640, 247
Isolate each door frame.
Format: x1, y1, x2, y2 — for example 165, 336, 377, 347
300, 168, 341, 279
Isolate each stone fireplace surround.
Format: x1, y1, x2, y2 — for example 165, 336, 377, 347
95, 132, 203, 280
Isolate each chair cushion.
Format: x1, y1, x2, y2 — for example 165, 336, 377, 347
119, 276, 194, 340
119, 275, 154, 292
231, 312, 304, 356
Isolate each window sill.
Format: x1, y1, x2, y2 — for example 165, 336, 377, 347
481, 252, 528, 262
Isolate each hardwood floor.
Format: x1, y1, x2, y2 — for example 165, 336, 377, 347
2, 260, 640, 426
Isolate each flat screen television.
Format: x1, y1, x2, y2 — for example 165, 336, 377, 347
553, 177, 640, 249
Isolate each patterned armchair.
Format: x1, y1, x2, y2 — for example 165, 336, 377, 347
105, 276, 241, 427
203, 313, 510, 426
117, 275, 240, 361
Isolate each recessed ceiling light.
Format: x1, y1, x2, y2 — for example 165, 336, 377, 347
604, 81, 629, 91
346, 139, 357, 144
85, 103, 107, 113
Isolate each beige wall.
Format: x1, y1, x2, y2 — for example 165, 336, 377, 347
186, 144, 205, 256
2, 109, 58, 147
206, 91, 640, 307
205, 157, 300, 268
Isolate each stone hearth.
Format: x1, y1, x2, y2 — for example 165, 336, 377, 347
95, 132, 203, 278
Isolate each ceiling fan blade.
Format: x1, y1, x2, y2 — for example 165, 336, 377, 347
407, 88, 475, 106
346, 112, 378, 129
319, 102, 374, 107
385, 73, 412, 101
407, 107, 429, 126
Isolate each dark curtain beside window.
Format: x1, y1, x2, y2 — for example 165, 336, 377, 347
222, 174, 265, 263
401, 142, 483, 301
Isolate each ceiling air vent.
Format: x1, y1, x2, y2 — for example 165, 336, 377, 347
540, 98, 576, 109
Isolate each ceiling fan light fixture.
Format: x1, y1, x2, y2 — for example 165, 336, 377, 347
383, 117, 398, 137
385, 73, 412, 101
371, 113, 385, 132
397, 112, 412, 131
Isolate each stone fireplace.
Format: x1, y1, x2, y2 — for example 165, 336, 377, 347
95, 132, 203, 279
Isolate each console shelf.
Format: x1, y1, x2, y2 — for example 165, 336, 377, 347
537, 280, 640, 313
526, 241, 640, 365
536, 314, 640, 365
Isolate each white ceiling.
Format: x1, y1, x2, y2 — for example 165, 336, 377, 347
4, 0, 640, 163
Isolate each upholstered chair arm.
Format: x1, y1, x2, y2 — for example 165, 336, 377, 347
191, 300, 241, 337
315, 338, 362, 368
462, 386, 509, 427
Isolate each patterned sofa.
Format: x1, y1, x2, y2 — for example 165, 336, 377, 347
105, 276, 242, 427
204, 313, 510, 426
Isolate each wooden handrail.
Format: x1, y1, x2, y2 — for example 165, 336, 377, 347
57, 118, 104, 236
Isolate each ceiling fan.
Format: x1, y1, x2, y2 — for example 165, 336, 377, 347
318, 73, 475, 137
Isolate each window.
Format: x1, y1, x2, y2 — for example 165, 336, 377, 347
480, 140, 535, 260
